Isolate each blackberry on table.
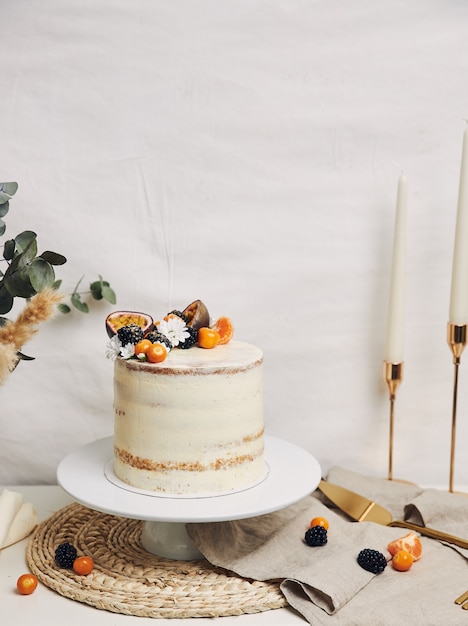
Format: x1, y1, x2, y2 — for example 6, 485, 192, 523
357, 548, 387, 574
117, 324, 144, 346
305, 525, 328, 546
55, 542, 78, 568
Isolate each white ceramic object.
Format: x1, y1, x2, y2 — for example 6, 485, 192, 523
57, 435, 321, 560
140, 521, 204, 560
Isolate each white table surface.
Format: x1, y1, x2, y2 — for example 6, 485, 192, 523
0, 485, 306, 626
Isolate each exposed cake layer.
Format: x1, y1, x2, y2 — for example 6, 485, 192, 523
113, 341, 265, 494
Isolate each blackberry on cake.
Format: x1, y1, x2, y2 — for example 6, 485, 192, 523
144, 331, 173, 351
177, 325, 197, 349
166, 309, 189, 323
117, 323, 144, 346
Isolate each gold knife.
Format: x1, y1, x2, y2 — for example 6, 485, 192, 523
318, 480, 468, 550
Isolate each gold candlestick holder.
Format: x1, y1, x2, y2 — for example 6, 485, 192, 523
383, 361, 404, 481
447, 323, 467, 493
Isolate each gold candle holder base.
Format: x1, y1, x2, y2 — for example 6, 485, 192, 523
383, 361, 404, 481
447, 323, 467, 493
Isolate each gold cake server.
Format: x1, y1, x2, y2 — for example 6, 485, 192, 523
318, 480, 468, 550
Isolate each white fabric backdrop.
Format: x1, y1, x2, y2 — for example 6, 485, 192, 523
1, 0, 468, 487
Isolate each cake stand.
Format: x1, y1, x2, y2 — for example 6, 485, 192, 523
57, 434, 321, 560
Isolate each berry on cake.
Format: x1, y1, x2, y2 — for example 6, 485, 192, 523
105, 300, 232, 363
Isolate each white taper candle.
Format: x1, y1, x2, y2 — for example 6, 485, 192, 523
384, 174, 408, 364
449, 124, 468, 325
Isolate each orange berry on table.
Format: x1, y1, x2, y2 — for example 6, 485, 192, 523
73, 556, 94, 575
146, 343, 168, 363
134, 339, 152, 356
391, 549, 413, 571
310, 516, 329, 530
211, 316, 234, 345
16, 573, 38, 595
198, 327, 220, 349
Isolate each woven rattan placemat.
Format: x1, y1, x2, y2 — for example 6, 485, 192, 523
26, 502, 287, 618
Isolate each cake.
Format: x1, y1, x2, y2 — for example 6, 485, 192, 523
106, 302, 266, 495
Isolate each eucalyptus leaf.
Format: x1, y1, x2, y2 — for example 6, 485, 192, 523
0, 284, 14, 314
29, 258, 55, 292
53, 279, 62, 289
58, 303, 71, 314
6, 242, 39, 279
15, 230, 37, 254
5, 251, 20, 273
0, 182, 18, 197
3, 239, 15, 260
71, 292, 89, 313
0, 192, 11, 205
0, 201, 9, 217
40, 250, 67, 265
6, 245, 38, 277
0, 219, 5, 236
4, 267, 37, 298
90, 279, 104, 300
102, 284, 117, 304
0, 316, 9, 327
17, 240, 39, 268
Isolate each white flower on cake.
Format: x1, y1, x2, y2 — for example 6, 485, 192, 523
120, 343, 135, 359
157, 316, 190, 347
106, 335, 122, 361
106, 336, 135, 361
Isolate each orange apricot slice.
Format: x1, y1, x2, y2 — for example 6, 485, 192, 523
211, 316, 234, 345
388, 532, 422, 561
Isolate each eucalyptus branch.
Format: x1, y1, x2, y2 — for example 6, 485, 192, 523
0, 181, 117, 365
57, 274, 116, 314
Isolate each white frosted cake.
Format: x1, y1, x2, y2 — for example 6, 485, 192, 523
112, 340, 265, 495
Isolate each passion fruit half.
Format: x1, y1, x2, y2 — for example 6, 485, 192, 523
181, 300, 210, 331
105, 311, 153, 338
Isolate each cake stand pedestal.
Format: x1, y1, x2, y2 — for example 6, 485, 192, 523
57, 435, 321, 561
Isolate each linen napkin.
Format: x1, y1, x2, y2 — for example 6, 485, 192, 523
327, 465, 468, 559
187, 467, 468, 625
0, 488, 38, 549
404, 489, 468, 560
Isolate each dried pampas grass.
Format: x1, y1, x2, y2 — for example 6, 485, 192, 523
0, 288, 63, 385
0, 342, 18, 386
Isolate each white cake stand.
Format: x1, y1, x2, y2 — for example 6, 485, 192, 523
57, 434, 321, 560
